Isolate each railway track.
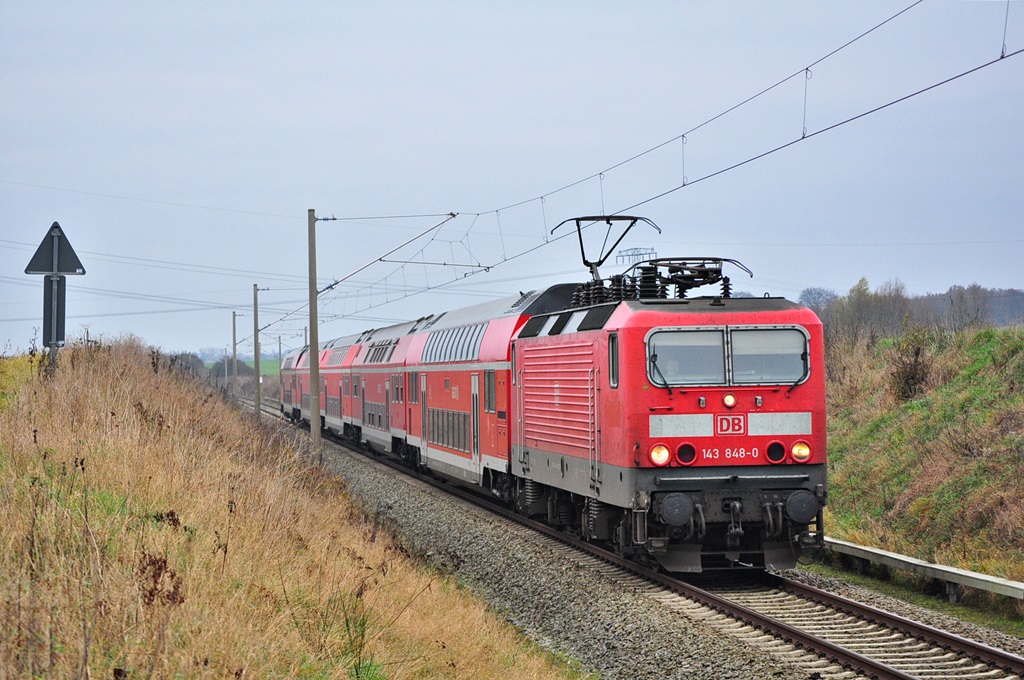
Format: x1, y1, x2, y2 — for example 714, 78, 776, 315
242, 400, 1024, 679
692, 572, 1023, 678
435, 476, 1024, 679
708, 574, 1023, 679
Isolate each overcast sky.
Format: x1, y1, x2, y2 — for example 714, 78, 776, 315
2, 2, 1022, 357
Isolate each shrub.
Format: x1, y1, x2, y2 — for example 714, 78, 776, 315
888, 323, 935, 402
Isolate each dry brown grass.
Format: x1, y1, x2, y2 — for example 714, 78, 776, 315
825, 337, 893, 415
0, 338, 579, 678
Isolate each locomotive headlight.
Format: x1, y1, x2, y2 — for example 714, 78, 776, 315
791, 441, 812, 462
649, 444, 671, 467
723, 393, 737, 408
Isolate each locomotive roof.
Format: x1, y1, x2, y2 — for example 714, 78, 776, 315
517, 295, 814, 339
625, 296, 806, 312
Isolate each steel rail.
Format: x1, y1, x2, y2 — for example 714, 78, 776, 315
773, 574, 1024, 677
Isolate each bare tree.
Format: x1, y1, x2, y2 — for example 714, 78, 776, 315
945, 284, 989, 333
798, 287, 839, 314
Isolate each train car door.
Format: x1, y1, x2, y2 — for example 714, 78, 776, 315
471, 373, 480, 467
406, 373, 413, 441
420, 373, 428, 466
384, 379, 391, 431
361, 379, 367, 428
301, 374, 310, 420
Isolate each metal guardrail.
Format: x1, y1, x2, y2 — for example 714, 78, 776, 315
824, 537, 1024, 603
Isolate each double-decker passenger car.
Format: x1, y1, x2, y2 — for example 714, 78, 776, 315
397, 286, 576, 485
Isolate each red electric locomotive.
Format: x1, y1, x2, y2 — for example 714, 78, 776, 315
508, 216, 826, 571
282, 215, 827, 572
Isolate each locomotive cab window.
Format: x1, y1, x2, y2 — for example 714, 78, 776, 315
730, 328, 808, 384
646, 326, 809, 387
648, 330, 726, 385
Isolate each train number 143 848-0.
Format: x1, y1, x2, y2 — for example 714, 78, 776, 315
702, 448, 760, 460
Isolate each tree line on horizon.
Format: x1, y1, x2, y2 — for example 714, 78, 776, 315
798, 280, 1023, 343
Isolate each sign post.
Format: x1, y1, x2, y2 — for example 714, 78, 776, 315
25, 222, 86, 371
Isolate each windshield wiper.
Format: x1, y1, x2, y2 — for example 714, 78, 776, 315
650, 349, 673, 395
786, 353, 809, 393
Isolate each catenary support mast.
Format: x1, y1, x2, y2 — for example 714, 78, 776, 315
308, 209, 321, 460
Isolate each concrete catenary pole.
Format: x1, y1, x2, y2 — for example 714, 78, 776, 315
308, 209, 322, 460
253, 284, 261, 420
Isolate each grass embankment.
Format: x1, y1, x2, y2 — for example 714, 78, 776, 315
825, 326, 1024, 609
253, 359, 281, 377
207, 359, 280, 377
0, 340, 581, 678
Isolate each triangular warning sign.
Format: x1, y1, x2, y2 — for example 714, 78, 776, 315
25, 222, 86, 275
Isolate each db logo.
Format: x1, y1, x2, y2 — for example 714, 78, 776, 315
716, 414, 746, 435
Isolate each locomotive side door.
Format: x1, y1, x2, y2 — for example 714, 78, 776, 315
589, 366, 601, 489
512, 342, 528, 474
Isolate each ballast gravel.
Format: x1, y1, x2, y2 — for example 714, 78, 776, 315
324, 445, 804, 680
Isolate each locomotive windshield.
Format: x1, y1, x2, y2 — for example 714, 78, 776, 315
731, 328, 807, 383
648, 327, 808, 386
649, 330, 725, 384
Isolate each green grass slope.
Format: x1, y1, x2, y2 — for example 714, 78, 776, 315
826, 327, 1024, 582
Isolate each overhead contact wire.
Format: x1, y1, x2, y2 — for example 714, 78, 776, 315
618, 46, 1024, 215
